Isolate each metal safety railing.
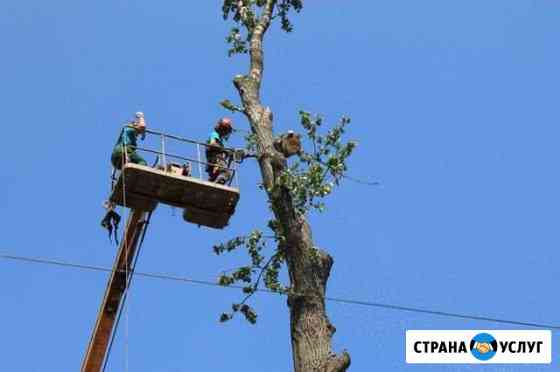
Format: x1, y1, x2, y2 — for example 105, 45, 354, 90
119, 126, 241, 189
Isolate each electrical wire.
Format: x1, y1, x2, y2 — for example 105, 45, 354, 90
340, 174, 380, 187
1, 253, 559, 330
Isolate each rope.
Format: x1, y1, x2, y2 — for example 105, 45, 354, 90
101, 143, 131, 371
122, 143, 129, 372
2, 253, 559, 330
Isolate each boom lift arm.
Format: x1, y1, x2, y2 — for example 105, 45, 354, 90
81, 210, 149, 372
83, 127, 243, 371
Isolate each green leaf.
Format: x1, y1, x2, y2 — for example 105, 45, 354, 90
240, 304, 258, 324
219, 313, 233, 322
218, 274, 235, 286
220, 99, 242, 112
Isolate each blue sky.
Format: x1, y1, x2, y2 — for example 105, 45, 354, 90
1, 1, 559, 371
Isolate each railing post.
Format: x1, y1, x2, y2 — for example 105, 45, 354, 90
196, 144, 203, 179
161, 134, 167, 170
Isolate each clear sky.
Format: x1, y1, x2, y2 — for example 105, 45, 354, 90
1, 1, 559, 371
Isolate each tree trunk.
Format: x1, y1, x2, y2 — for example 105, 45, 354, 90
231, 2, 350, 370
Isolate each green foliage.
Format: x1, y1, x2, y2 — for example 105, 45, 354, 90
213, 236, 246, 255
277, 0, 303, 32
220, 99, 243, 112
221, 304, 258, 324
213, 112, 356, 324
222, 0, 258, 26
222, 0, 304, 56
263, 250, 285, 292
276, 111, 356, 215
239, 304, 258, 324
226, 27, 248, 57
214, 228, 287, 324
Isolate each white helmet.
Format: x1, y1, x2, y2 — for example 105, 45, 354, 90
135, 111, 144, 118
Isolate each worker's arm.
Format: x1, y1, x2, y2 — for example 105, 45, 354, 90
122, 127, 135, 146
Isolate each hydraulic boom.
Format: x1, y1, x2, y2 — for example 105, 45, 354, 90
81, 210, 149, 372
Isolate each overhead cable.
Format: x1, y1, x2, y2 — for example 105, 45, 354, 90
1, 253, 558, 330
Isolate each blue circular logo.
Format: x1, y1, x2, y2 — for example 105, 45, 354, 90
470, 333, 498, 361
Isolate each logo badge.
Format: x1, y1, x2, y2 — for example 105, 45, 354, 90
406, 330, 552, 364
470, 333, 497, 361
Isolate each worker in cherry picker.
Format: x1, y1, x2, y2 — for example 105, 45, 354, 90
206, 117, 233, 184
101, 112, 147, 244
111, 112, 148, 170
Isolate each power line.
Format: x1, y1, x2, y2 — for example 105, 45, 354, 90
1, 253, 559, 330
341, 174, 380, 187
313, 157, 381, 187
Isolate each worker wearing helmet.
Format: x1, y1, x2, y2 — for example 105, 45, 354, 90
206, 117, 233, 184
111, 112, 148, 170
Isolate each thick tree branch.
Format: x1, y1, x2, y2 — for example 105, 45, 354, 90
249, 0, 276, 83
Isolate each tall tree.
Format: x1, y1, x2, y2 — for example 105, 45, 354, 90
215, 1, 354, 371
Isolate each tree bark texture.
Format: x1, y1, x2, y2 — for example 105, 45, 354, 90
232, 1, 350, 371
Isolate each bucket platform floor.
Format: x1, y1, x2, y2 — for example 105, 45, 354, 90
110, 163, 239, 229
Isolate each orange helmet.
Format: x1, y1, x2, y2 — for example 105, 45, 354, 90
216, 117, 233, 133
